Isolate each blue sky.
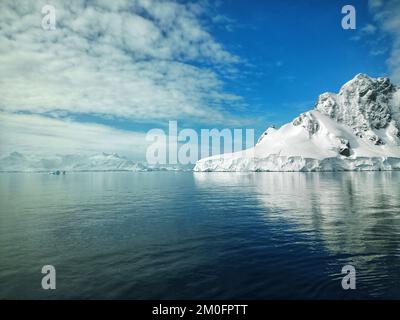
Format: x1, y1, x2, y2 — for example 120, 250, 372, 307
211, 0, 392, 127
0, 0, 399, 159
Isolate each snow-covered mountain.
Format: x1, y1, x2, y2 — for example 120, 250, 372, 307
194, 74, 400, 172
0, 152, 148, 172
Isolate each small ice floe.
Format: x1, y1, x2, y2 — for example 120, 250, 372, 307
49, 170, 65, 175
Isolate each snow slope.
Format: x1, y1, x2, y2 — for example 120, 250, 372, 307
194, 74, 400, 172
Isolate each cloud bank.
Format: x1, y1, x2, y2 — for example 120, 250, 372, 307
369, 0, 400, 83
0, 112, 148, 159
0, 0, 243, 124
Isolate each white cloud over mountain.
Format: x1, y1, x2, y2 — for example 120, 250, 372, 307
369, 0, 400, 83
0, 0, 242, 124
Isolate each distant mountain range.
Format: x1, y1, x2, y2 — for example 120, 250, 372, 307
195, 74, 400, 171
0, 152, 189, 172
3, 74, 400, 173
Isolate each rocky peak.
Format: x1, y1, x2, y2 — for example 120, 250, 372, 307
292, 111, 320, 136
314, 74, 399, 145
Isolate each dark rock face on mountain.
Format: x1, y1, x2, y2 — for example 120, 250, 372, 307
315, 74, 400, 145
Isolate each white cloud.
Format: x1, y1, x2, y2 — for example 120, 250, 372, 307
0, 112, 148, 159
370, 48, 387, 56
0, 0, 244, 124
212, 14, 236, 32
368, 0, 384, 10
369, 0, 400, 83
361, 23, 377, 34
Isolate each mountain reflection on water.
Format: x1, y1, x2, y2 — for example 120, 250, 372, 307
194, 171, 400, 298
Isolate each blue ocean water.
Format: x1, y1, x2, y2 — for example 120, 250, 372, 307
0, 171, 399, 299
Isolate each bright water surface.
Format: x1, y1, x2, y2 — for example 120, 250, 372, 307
0, 172, 400, 299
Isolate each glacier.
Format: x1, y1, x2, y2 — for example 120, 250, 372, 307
194, 74, 400, 172
0, 152, 192, 172
0, 152, 148, 172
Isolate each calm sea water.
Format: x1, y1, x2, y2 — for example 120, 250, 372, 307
0, 171, 400, 299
